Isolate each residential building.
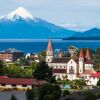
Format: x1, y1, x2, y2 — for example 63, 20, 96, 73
0, 76, 46, 90
0, 48, 24, 61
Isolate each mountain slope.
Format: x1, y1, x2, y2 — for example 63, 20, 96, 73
0, 7, 75, 39
64, 28, 100, 40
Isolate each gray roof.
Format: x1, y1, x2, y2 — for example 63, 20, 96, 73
52, 57, 70, 63
0, 48, 23, 53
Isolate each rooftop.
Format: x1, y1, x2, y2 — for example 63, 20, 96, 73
0, 48, 23, 53
0, 76, 46, 85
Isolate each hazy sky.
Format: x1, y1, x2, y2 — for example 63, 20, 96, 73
0, 0, 100, 31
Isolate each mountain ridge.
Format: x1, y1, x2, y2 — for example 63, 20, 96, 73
64, 28, 100, 40
0, 7, 76, 39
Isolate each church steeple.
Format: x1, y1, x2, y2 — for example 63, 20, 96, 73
47, 40, 53, 51
79, 49, 84, 74
79, 49, 83, 58
85, 49, 90, 63
79, 49, 84, 61
46, 40, 54, 63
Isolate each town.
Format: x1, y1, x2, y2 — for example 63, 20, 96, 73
0, 40, 100, 100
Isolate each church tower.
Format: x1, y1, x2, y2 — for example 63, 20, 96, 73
79, 49, 84, 74
46, 40, 54, 63
85, 49, 90, 63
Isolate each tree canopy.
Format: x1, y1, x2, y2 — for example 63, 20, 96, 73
38, 83, 62, 100
33, 60, 55, 83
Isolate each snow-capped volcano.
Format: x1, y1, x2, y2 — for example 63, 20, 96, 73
0, 7, 37, 21
0, 7, 75, 39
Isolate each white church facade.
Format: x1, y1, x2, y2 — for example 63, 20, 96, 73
45, 40, 100, 86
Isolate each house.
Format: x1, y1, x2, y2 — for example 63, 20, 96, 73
0, 48, 24, 61
46, 40, 96, 83
0, 76, 46, 90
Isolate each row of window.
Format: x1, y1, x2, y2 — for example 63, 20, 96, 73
0, 84, 28, 87
54, 66, 66, 69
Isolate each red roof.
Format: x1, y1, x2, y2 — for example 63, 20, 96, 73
0, 77, 46, 85
47, 40, 53, 51
84, 70, 94, 75
91, 72, 100, 78
53, 69, 67, 73
85, 49, 90, 63
79, 49, 83, 58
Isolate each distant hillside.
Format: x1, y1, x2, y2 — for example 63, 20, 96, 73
64, 28, 100, 40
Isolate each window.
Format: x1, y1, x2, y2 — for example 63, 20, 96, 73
1, 84, 6, 86
80, 69, 81, 72
71, 61, 73, 64
12, 84, 16, 87
22, 85, 27, 87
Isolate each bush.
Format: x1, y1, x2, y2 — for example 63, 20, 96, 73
26, 88, 34, 100
38, 83, 62, 100
63, 90, 70, 97
84, 92, 96, 100
96, 92, 100, 99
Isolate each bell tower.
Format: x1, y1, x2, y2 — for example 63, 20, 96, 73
85, 49, 90, 63
79, 49, 84, 74
46, 40, 54, 63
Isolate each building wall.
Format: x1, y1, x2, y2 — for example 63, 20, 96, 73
67, 59, 77, 74
50, 63, 67, 69
85, 64, 93, 70
0, 54, 13, 60
0, 52, 23, 61
86, 77, 99, 86
54, 73, 67, 80
0, 84, 32, 90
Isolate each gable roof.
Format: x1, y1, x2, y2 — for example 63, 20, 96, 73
0, 77, 46, 86
52, 57, 70, 63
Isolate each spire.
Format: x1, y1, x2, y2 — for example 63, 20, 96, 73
47, 40, 53, 51
79, 49, 83, 58
86, 49, 90, 63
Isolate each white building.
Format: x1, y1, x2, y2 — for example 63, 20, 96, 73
46, 40, 99, 85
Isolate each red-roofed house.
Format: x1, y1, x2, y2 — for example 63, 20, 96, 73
0, 77, 46, 90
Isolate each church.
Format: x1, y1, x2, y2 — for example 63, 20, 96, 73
45, 40, 96, 81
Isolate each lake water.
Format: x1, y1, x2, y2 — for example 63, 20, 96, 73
0, 39, 100, 53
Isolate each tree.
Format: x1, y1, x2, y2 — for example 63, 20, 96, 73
0, 60, 4, 75
11, 94, 17, 100
95, 48, 100, 60
84, 92, 96, 100
43, 95, 55, 100
33, 60, 55, 82
63, 90, 70, 97
73, 79, 86, 89
38, 83, 62, 100
96, 92, 100, 99
26, 88, 34, 100
18, 57, 28, 66
39, 51, 46, 57
97, 79, 100, 87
